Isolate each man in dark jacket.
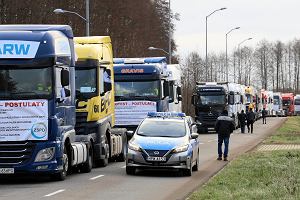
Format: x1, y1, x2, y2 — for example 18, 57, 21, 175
262, 108, 267, 124
246, 108, 256, 133
238, 110, 247, 133
215, 109, 235, 161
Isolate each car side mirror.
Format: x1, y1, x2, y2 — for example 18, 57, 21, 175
191, 133, 198, 139
126, 130, 134, 138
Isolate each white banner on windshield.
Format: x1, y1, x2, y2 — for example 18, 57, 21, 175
0, 100, 48, 141
115, 101, 157, 126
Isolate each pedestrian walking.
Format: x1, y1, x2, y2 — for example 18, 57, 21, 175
262, 108, 267, 124
215, 109, 235, 161
238, 110, 247, 133
246, 108, 255, 133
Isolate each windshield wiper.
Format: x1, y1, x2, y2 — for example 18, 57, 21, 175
11, 91, 40, 95
130, 95, 151, 101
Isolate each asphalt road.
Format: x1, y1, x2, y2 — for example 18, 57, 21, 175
0, 117, 286, 200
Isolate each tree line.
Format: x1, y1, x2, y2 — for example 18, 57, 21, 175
181, 39, 300, 116
0, 0, 176, 59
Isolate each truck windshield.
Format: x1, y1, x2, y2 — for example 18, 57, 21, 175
282, 100, 291, 106
137, 119, 186, 137
0, 67, 52, 99
198, 95, 225, 105
75, 68, 97, 98
115, 80, 160, 100
273, 96, 280, 105
295, 99, 300, 105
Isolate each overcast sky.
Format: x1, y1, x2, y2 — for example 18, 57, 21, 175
172, 0, 300, 58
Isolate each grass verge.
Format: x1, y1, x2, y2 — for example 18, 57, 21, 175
188, 150, 300, 200
264, 116, 300, 144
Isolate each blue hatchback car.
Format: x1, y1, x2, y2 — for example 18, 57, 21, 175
126, 112, 200, 176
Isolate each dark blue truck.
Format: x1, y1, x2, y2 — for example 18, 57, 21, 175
0, 25, 91, 180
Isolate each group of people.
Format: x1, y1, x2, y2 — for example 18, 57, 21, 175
214, 107, 268, 162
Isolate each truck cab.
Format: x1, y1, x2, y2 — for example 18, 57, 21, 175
294, 95, 300, 115
282, 93, 295, 116
113, 57, 171, 130
74, 36, 127, 166
0, 25, 90, 180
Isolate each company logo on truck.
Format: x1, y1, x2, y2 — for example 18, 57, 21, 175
31, 122, 47, 139
0, 40, 40, 58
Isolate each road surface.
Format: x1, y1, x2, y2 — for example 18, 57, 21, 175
0, 117, 286, 200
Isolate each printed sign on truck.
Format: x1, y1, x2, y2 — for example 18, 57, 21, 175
115, 101, 157, 126
0, 100, 48, 141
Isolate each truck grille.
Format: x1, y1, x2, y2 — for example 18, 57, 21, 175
202, 113, 219, 121
75, 112, 97, 135
0, 141, 35, 166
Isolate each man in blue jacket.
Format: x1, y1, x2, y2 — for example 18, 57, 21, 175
215, 110, 235, 161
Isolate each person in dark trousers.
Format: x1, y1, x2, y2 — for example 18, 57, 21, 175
238, 110, 247, 133
215, 110, 235, 161
246, 108, 256, 133
262, 108, 267, 124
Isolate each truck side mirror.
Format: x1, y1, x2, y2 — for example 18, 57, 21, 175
163, 81, 170, 97
64, 88, 71, 97
178, 96, 182, 101
104, 69, 112, 93
177, 87, 182, 96
61, 69, 69, 87
191, 95, 197, 105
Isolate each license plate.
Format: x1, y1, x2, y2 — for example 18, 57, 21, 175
0, 168, 14, 174
146, 156, 166, 162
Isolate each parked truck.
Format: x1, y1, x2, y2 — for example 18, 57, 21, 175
74, 36, 127, 166
282, 93, 295, 116
192, 82, 242, 133
113, 57, 181, 130
0, 25, 91, 180
273, 92, 284, 116
294, 95, 300, 115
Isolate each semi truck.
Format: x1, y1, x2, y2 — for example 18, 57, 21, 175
294, 95, 300, 115
282, 93, 295, 116
74, 36, 127, 167
0, 25, 91, 180
273, 92, 284, 116
113, 57, 181, 130
191, 82, 242, 133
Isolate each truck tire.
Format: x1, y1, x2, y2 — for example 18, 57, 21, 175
126, 166, 136, 175
80, 145, 93, 173
98, 135, 109, 167
51, 145, 69, 181
116, 136, 127, 162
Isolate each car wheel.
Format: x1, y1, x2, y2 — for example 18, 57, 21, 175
126, 166, 136, 175
183, 160, 192, 176
192, 152, 199, 171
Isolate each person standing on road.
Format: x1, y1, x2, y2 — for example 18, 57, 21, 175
246, 108, 255, 133
238, 110, 247, 133
215, 109, 235, 161
262, 108, 267, 124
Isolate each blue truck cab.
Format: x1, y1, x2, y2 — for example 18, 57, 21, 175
0, 25, 91, 180
113, 57, 171, 130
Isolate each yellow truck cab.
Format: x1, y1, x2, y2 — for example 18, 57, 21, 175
74, 36, 126, 166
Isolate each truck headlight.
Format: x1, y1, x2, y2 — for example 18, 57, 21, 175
128, 142, 141, 152
34, 147, 55, 162
173, 144, 189, 153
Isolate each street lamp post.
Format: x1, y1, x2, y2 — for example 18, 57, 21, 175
225, 26, 240, 82
235, 37, 253, 83
205, 7, 227, 81
53, 0, 90, 36
148, 46, 169, 56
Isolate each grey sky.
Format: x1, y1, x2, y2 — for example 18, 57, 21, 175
172, 0, 300, 58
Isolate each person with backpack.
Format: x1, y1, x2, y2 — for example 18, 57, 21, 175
215, 109, 235, 161
246, 108, 256, 133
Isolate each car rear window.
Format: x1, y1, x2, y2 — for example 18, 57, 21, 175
137, 119, 186, 137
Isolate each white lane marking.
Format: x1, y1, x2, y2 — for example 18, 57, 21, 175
199, 143, 204, 145
89, 174, 104, 180
44, 189, 65, 197
207, 140, 214, 143
121, 165, 126, 168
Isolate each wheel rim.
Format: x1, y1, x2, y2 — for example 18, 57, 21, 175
63, 153, 68, 173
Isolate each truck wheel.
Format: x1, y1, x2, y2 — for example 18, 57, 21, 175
98, 135, 109, 167
116, 136, 127, 162
126, 166, 136, 175
80, 146, 93, 173
51, 146, 69, 181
